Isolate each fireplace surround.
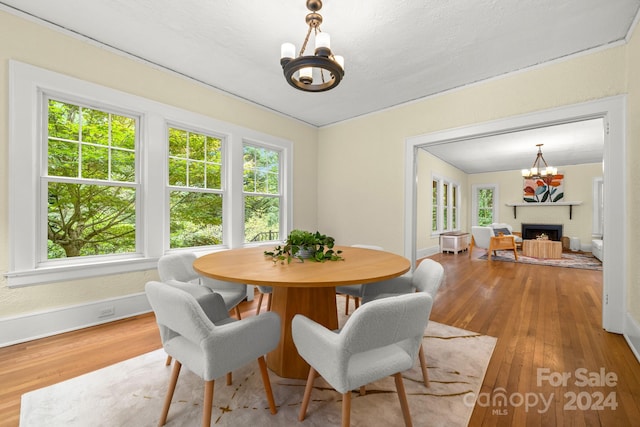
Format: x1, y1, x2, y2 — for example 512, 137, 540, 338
521, 223, 563, 241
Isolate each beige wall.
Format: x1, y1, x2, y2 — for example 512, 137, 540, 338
467, 163, 602, 246
0, 11, 318, 318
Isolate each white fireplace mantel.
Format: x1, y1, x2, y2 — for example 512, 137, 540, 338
505, 201, 583, 220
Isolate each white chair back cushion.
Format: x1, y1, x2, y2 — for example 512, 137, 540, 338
158, 252, 200, 284
471, 226, 494, 248
412, 259, 444, 297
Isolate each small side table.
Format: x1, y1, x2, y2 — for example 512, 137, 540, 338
522, 239, 562, 259
440, 232, 470, 254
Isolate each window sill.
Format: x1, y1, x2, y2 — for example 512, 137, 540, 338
5, 257, 159, 288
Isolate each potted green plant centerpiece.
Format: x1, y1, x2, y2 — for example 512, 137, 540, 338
264, 229, 344, 264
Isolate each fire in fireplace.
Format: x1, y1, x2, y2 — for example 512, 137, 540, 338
521, 224, 563, 241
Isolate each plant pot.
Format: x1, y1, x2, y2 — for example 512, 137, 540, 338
296, 247, 316, 259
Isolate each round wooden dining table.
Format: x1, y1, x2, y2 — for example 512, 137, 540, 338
193, 245, 411, 379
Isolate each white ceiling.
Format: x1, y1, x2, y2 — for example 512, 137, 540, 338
423, 118, 605, 174
1, 0, 636, 172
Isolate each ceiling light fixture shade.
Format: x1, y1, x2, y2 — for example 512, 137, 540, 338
521, 144, 557, 178
280, 0, 345, 92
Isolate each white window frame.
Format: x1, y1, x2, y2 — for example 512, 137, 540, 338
472, 184, 499, 226
431, 174, 460, 235
7, 61, 292, 287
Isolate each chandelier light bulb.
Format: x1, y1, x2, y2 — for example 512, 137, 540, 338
299, 67, 313, 84
281, 43, 295, 59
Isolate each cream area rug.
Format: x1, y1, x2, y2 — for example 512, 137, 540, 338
21, 320, 496, 427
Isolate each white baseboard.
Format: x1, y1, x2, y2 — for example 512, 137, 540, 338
0, 293, 151, 348
624, 312, 640, 364
417, 245, 441, 260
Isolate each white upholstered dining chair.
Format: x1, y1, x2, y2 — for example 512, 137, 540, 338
335, 244, 384, 314
145, 281, 280, 427
158, 252, 247, 319
293, 292, 433, 427
360, 258, 444, 387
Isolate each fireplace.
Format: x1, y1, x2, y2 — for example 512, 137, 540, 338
521, 224, 563, 241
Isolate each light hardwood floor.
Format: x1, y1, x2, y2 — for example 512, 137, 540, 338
1, 249, 639, 426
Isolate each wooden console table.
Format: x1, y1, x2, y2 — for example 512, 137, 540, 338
522, 239, 562, 259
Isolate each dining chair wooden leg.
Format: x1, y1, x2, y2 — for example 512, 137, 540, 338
226, 372, 232, 385
394, 372, 413, 427
234, 306, 242, 319
341, 391, 351, 427
202, 380, 214, 427
418, 343, 430, 387
354, 297, 360, 310
299, 367, 318, 421
256, 292, 264, 315
159, 360, 181, 426
266, 293, 272, 311
165, 355, 172, 366
257, 356, 278, 414
344, 295, 350, 315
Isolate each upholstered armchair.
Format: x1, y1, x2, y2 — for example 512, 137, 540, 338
145, 281, 280, 427
469, 226, 518, 260
490, 222, 523, 248
293, 293, 433, 427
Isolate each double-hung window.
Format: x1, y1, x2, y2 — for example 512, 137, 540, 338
167, 127, 224, 248
7, 61, 292, 286
472, 184, 498, 226
432, 175, 460, 234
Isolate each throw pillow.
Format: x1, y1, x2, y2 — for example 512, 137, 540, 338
492, 227, 511, 236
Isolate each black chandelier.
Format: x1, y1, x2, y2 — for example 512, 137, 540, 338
280, 0, 345, 92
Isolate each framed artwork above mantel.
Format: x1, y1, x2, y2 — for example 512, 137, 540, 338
523, 173, 564, 203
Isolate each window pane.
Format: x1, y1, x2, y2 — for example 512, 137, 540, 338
48, 100, 80, 140
169, 191, 223, 248
244, 195, 280, 242
82, 109, 109, 145
432, 180, 438, 232
189, 160, 205, 187
81, 144, 109, 180
47, 182, 136, 259
168, 128, 187, 157
244, 145, 280, 194
48, 139, 79, 177
111, 114, 136, 149
111, 148, 136, 181
477, 187, 494, 225
168, 127, 222, 190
